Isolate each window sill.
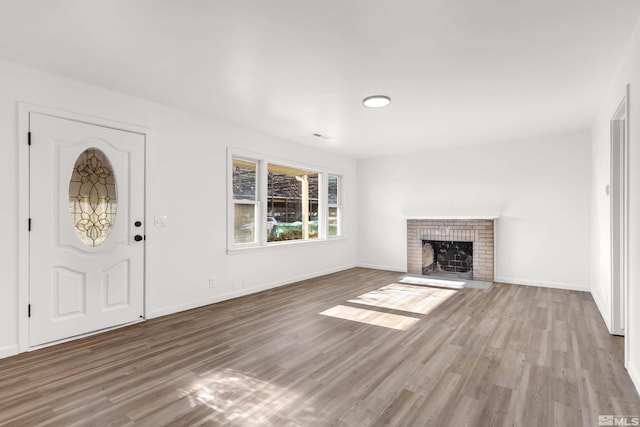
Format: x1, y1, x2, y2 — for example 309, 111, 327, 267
227, 236, 346, 255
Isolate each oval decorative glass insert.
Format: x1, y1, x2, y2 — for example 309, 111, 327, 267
68, 148, 117, 247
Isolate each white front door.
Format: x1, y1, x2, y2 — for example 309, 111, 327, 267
29, 113, 145, 347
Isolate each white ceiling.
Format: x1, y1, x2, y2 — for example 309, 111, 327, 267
0, 0, 639, 158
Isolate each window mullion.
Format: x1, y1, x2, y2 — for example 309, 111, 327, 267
258, 159, 268, 245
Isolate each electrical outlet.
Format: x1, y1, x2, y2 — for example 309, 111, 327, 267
209, 278, 215, 288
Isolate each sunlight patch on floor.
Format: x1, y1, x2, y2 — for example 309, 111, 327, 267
347, 283, 458, 315
319, 282, 459, 331
319, 304, 420, 331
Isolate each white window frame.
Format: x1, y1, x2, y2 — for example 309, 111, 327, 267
227, 147, 344, 252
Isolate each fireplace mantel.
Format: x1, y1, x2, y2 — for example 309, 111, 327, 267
403, 216, 500, 220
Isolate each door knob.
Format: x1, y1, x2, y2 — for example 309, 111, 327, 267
134, 235, 144, 242
134, 221, 142, 227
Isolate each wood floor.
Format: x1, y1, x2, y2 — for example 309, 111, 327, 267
1, 268, 639, 426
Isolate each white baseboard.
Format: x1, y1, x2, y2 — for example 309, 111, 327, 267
494, 277, 590, 292
0, 344, 19, 359
148, 264, 357, 319
590, 288, 612, 333
147, 296, 226, 319
356, 263, 407, 273
628, 361, 640, 398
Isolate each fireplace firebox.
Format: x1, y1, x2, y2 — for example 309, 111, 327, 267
422, 240, 473, 279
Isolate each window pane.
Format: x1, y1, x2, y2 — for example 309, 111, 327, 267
308, 174, 318, 200
69, 148, 117, 247
234, 203, 256, 244
329, 206, 340, 236
232, 159, 256, 200
328, 175, 338, 205
267, 164, 318, 242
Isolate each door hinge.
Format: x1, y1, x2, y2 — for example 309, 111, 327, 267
28, 304, 31, 318
28, 132, 31, 146
28, 218, 31, 231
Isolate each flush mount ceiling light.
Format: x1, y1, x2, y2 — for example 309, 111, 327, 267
363, 95, 391, 108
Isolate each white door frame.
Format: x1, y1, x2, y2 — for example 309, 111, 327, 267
609, 84, 630, 361
17, 103, 149, 353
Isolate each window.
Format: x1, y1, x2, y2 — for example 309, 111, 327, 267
267, 164, 318, 242
328, 174, 342, 237
232, 158, 258, 244
69, 148, 117, 247
228, 149, 344, 250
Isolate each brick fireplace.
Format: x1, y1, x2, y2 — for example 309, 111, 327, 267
407, 218, 495, 282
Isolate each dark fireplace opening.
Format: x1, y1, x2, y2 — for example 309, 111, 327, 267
422, 240, 473, 279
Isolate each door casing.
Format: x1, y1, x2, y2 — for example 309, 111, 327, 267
609, 84, 630, 367
18, 103, 149, 352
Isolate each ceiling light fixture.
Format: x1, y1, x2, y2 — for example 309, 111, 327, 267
363, 95, 391, 108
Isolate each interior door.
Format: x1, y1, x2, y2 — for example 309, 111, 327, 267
29, 113, 145, 347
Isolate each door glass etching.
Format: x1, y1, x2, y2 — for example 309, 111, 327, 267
69, 148, 117, 246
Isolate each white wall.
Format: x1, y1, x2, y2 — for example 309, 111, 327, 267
357, 131, 591, 291
0, 59, 357, 358
592, 16, 640, 394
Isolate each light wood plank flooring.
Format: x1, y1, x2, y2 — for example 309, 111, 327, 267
1, 268, 638, 426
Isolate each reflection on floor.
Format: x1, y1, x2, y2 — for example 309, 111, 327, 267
178, 369, 309, 426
